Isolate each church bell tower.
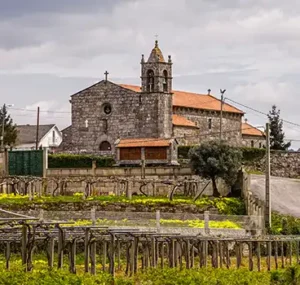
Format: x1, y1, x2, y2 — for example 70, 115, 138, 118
141, 40, 173, 93
140, 40, 173, 138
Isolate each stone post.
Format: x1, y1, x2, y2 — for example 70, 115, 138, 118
42, 147, 48, 178
156, 210, 161, 232
92, 160, 96, 176
39, 209, 44, 222
91, 207, 96, 226
204, 211, 210, 235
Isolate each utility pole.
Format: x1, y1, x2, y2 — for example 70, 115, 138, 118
219, 89, 226, 142
265, 122, 271, 230
1, 110, 4, 151
35, 107, 40, 150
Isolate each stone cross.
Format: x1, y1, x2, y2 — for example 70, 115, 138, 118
104, 71, 109, 81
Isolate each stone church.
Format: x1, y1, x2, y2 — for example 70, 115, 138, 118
61, 41, 265, 163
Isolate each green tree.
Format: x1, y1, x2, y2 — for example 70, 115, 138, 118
189, 141, 242, 197
0, 104, 17, 149
267, 105, 291, 150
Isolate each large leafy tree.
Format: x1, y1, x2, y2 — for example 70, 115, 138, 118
267, 105, 291, 150
0, 104, 17, 149
189, 141, 242, 197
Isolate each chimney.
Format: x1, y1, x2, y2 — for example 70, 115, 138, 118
207, 89, 211, 95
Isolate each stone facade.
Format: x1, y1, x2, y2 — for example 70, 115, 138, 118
61, 40, 267, 156
70, 81, 172, 154
67, 41, 173, 156
173, 107, 242, 146
242, 134, 265, 148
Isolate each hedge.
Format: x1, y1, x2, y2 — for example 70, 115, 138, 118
178, 145, 266, 162
48, 154, 115, 168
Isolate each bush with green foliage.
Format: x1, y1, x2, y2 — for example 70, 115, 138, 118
271, 212, 300, 235
179, 145, 266, 162
48, 154, 115, 168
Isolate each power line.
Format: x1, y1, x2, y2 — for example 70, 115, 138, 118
226, 98, 300, 129
10, 107, 71, 114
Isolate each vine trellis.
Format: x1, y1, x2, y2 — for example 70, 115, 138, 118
0, 219, 298, 275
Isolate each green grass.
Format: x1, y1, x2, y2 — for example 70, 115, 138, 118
0, 262, 297, 284
0, 194, 246, 215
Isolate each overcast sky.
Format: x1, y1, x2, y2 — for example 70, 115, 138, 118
1, 0, 300, 148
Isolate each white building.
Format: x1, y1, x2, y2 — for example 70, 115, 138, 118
15, 124, 62, 150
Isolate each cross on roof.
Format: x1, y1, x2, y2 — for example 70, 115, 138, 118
104, 71, 109, 81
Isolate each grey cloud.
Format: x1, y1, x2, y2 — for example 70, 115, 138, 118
0, 0, 124, 18
1, 0, 300, 148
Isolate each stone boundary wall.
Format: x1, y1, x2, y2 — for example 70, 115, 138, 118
242, 172, 264, 233
248, 151, 300, 178
46, 167, 230, 196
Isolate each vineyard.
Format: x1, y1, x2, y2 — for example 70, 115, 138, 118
0, 218, 298, 275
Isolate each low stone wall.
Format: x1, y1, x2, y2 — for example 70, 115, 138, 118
46, 167, 230, 196
1, 201, 213, 213
246, 151, 300, 178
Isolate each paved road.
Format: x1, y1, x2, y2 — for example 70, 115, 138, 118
250, 175, 300, 217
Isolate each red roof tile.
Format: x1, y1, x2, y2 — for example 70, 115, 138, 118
119, 84, 243, 114
117, 138, 171, 148
172, 115, 198, 128
242, 122, 265, 137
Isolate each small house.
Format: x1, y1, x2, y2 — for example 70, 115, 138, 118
15, 124, 62, 151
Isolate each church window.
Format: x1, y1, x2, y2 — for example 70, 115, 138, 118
99, 141, 111, 151
251, 140, 254, 147
102, 103, 112, 115
163, 70, 168, 92
259, 142, 262, 148
147, 69, 154, 92
208, 118, 212, 130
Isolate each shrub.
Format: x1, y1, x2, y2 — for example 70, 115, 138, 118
48, 154, 115, 168
241, 147, 265, 162
178, 145, 266, 163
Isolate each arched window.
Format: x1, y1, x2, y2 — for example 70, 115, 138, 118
99, 141, 111, 151
251, 140, 254, 148
147, 69, 154, 92
163, 70, 168, 92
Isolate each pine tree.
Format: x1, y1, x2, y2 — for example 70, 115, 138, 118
0, 104, 17, 149
267, 105, 291, 150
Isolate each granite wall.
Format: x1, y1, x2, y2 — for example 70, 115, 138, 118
246, 151, 300, 178
173, 107, 243, 146
242, 134, 265, 148
70, 80, 172, 154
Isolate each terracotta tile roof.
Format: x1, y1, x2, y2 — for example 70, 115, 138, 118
117, 138, 171, 148
120, 84, 141, 92
119, 84, 243, 114
172, 115, 198, 128
173, 91, 243, 114
242, 122, 265, 137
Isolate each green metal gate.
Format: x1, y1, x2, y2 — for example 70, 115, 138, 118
8, 150, 43, 176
